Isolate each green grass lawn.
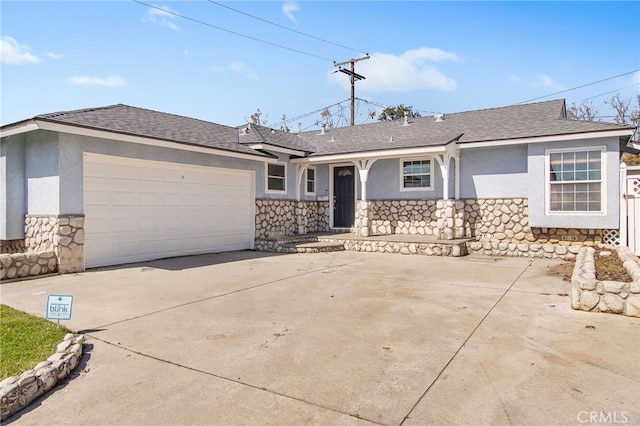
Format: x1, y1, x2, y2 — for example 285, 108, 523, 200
0, 304, 70, 380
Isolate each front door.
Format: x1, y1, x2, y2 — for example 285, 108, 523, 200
333, 166, 355, 228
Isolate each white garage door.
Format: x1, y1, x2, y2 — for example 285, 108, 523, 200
83, 153, 255, 268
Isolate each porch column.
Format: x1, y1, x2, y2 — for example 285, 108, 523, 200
295, 201, 308, 235
355, 159, 377, 201
354, 201, 372, 237
435, 199, 456, 240
295, 164, 309, 202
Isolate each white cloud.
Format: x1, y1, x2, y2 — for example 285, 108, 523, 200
283, 1, 299, 23
0, 36, 41, 64
530, 74, 563, 90
209, 62, 258, 81
47, 52, 65, 60
143, 5, 179, 30
329, 47, 458, 93
509, 73, 521, 82
69, 75, 126, 87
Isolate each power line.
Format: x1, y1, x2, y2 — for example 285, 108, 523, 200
208, 1, 365, 55
575, 82, 640, 103
132, 0, 331, 61
514, 68, 640, 105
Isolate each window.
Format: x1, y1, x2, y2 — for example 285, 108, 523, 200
305, 167, 316, 195
548, 148, 603, 213
400, 158, 432, 191
266, 163, 286, 193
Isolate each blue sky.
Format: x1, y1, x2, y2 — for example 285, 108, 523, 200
1, 1, 639, 130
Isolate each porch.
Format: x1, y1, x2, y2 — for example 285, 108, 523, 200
254, 232, 472, 257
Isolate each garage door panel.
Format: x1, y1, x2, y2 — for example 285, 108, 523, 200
84, 154, 254, 268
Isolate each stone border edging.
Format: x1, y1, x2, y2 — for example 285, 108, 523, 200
0, 333, 85, 421
571, 246, 640, 317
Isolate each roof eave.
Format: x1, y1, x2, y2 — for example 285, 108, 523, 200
2, 119, 274, 162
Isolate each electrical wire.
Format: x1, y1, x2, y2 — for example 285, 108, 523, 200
514, 68, 640, 105
576, 82, 640, 103
132, 0, 331, 61
208, 1, 365, 55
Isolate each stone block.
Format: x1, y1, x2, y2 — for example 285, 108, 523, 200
580, 291, 599, 311
604, 293, 624, 314
624, 295, 640, 317
602, 280, 625, 294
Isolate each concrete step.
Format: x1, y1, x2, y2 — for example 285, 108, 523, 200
280, 241, 345, 253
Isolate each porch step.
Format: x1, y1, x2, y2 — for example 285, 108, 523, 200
280, 241, 346, 253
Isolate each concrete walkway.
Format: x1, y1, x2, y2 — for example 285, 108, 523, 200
1, 251, 638, 425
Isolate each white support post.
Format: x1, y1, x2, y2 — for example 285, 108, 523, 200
355, 159, 377, 201
295, 164, 309, 202
435, 154, 450, 200
454, 156, 460, 200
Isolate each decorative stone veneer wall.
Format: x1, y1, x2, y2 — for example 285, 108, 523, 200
0, 334, 84, 421
0, 240, 26, 254
360, 198, 608, 259
255, 199, 329, 239
25, 215, 84, 274
571, 247, 640, 317
0, 252, 57, 281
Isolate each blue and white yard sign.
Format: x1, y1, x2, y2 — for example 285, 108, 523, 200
46, 295, 73, 321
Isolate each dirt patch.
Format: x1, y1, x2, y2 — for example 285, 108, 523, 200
594, 248, 633, 282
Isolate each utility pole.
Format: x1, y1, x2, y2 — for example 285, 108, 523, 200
333, 54, 370, 126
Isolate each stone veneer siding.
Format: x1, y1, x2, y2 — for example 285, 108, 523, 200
25, 215, 85, 274
0, 252, 58, 281
0, 240, 26, 254
355, 198, 609, 259
255, 199, 329, 239
0, 334, 85, 421
571, 246, 640, 317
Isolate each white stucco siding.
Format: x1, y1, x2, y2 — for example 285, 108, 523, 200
528, 137, 620, 229
25, 131, 61, 215
459, 145, 529, 199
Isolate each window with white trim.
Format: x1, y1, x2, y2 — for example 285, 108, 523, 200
266, 163, 286, 193
548, 148, 603, 213
305, 167, 316, 195
400, 158, 433, 191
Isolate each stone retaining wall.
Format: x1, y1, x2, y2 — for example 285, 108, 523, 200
0, 251, 58, 281
0, 333, 85, 421
571, 246, 640, 317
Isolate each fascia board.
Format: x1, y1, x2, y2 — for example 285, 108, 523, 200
291, 145, 447, 164
459, 129, 635, 149
8, 120, 270, 162
0, 122, 39, 138
249, 143, 306, 157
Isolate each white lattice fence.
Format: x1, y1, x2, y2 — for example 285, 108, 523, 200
627, 175, 640, 255
602, 229, 620, 246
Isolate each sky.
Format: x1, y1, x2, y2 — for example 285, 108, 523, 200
1, 1, 639, 131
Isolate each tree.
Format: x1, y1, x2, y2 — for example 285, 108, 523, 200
570, 94, 639, 166
377, 104, 421, 122
568, 101, 598, 121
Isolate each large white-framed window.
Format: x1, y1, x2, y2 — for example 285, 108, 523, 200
400, 158, 433, 191
546, 147, 605, 214
305, 166, 316, 195
266, 162, 286, 193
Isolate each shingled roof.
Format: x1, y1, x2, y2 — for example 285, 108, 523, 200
3, 104, 270, 158
296, 99, 635, 157
3, 100, 634, 160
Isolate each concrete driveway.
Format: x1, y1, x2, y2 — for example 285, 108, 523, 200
1, 251, 638, 425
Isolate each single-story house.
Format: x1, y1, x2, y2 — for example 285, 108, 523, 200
1, 99, 637, 274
